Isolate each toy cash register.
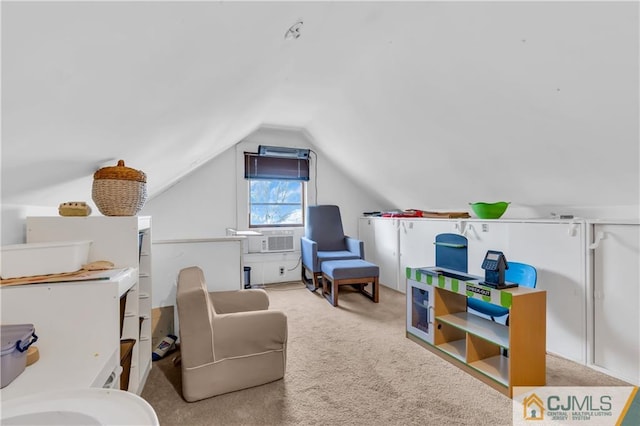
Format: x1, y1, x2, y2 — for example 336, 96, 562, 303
481, 250, 518, 289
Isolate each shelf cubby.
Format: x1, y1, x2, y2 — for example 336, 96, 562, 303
438, 312, 509, 349
436, 339, 467, 363
26, 216, 153, 396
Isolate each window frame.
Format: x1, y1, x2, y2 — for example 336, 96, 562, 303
247, 178, 306, 229
244, 153, 310, 181
236, 143, 315, 232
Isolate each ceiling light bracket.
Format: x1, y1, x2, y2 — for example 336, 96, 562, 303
284, 20, 303, 40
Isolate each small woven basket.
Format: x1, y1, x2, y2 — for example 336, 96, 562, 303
92, 160, 147, 216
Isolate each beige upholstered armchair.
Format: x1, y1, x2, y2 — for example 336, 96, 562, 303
176, 266, 288, 402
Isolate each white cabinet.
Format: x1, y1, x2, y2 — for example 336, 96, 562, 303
0, 268, 137, 400
507, 221, 586, 364
374, 218, 401, 292
26, 216, 152, 394
463, 221, 510, 276
467, 220, 586, 363
359, 218, 400, 292
358, 218, 376, 265
363, 216, 587, 364
398, 219, 508, 277
399, 219, 463, 280
364, 215, 640, 382
463, 220, 586, 363
590, 222, 639, 384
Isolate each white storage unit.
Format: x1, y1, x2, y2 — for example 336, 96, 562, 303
399, 219, 464, 281
358, 217, 401, 292
361, 216, 588, 364
588, 221, 640, 385
463, 221, 511, 277
0, 240, 91, 279
26, 216, 152, 394
358, 217, 376, 265
374, 218, 401, 292
506, 221, 586, 364
0, 268, 137, 400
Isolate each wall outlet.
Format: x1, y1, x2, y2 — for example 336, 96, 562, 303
279, 266, 285, 275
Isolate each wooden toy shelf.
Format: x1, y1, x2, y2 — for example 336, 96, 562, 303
406, 267, 546, 397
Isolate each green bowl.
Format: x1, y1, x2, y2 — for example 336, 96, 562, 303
469, 202, 510, 219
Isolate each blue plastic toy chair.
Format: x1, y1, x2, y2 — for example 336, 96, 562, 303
467, 262, 537, 323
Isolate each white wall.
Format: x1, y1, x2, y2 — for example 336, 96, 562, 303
140, 146, 237, 241
2, 3, 636, 271
1, 205, 58, 245
2, 2, 637, 239
300, 2, 639, 220
235, 126, 388, 236
141, 126, 387, 289
143, 126, 387, 240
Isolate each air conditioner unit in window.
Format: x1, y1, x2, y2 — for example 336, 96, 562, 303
258, 145, 310, 159
260, 233, 295, 253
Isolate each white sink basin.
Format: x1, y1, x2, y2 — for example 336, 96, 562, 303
1, 388, 159, 425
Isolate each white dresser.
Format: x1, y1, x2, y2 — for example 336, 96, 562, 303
26, 215, 153, 393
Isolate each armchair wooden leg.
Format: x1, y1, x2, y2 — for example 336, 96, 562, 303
321, 276, 338, 306
302, 267, 319, 292
359, 277, 379, 303
331, 280, 338, 306
313, 273, 322, 290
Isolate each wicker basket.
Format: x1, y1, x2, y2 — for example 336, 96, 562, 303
92, 160, 147, 216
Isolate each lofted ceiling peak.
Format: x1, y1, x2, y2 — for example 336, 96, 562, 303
1, 1, 638, 217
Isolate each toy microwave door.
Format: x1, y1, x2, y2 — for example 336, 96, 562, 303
406, 279, 435, 344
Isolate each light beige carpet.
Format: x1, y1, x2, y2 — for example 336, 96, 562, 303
141, 282, 628, 425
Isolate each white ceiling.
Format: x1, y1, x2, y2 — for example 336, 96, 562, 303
2, 1, 638, 213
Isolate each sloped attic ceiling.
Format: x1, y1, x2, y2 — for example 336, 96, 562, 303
2, 1, 638, 214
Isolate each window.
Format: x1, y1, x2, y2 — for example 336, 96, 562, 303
248, 179, 304, 227
244, 151, 309, 228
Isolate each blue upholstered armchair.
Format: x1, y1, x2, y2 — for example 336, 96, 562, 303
301, 205, 364, 291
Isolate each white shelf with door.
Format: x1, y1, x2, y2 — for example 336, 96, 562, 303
26, 216, 152, 395
588, 221, 639, 385
399, 218, 464, 286
364, 216, 587, 364
358, 217, 401, 292
406, 267, 546, 397
461, 219, 586, 364
505, 221, 586, 364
